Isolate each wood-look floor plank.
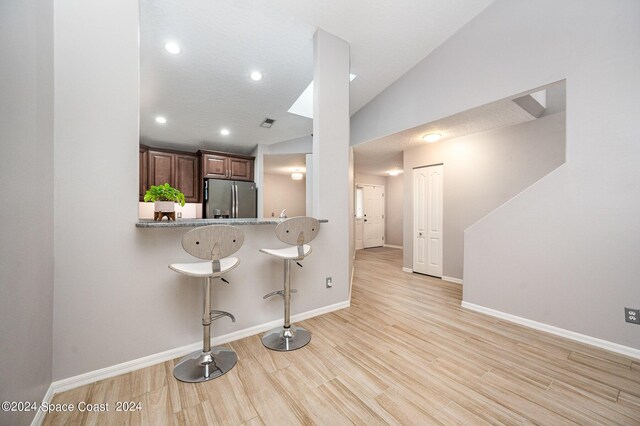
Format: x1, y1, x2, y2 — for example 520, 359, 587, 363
43, 248, 640, 425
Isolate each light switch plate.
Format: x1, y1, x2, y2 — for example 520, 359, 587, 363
326, 277, 333, 288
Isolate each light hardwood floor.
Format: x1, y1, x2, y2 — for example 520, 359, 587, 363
44, 248, 640, 425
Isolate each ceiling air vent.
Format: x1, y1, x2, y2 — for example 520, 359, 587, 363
259, 118, 276, 128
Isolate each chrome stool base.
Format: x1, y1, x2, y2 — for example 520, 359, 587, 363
173, 347, 238, 383
262, 325, 311, 351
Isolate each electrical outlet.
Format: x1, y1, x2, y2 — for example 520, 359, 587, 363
625, 308, 640, 324
325, 277, 333, 288
177, 212, 182, 218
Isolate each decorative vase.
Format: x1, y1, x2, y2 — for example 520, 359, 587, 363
154, 201, 176, 221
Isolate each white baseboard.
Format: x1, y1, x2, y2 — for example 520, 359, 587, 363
30, 384, 55, 426
402, 267, 413, 273
461, 301, 640, 360
39, 300, 350, 412
442, 276, 463, 285
383, 244, 402, 249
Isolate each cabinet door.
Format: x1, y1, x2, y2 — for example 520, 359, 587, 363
228, 157, 254, 181
175, 154, 199, 203
202, 154, 228, 179
139, 148, 148, 201
148, 150, 174, 187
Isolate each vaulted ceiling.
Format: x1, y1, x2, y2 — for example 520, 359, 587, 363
139, 0, 494, 153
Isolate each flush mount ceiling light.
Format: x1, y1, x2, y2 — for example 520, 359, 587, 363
291, 172, 304, 180
423, 133, 442, 143
387, 169, 403, 176
155, 116, 167, 124
220, 128, 230, 136
250, 71, 262, 81
164, 42, 181, 55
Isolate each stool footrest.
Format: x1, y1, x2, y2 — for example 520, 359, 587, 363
263, 289, 297, 299
210, 310, 236, 322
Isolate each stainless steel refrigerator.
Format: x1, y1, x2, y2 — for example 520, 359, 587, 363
204, 179, 257, 218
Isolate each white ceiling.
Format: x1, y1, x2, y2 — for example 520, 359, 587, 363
140, 0, 494, 153
354, 82, 566, 175
264, 154, 307, 176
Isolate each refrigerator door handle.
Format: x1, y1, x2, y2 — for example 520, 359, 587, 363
231, 183, 235, 218
234, 184, 239, 218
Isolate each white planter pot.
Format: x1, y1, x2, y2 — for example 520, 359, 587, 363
154, 201, 175, 212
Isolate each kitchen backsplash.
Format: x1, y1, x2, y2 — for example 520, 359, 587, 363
138, 202, 203, 219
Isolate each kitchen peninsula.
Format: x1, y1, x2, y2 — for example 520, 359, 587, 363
133, 216, 343, 359
136, 217, 328, 228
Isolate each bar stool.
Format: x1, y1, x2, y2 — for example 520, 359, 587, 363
260, 217, 320, 351
169, 225, 244, 383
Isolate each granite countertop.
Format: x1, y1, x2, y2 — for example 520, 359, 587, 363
136, 218, 329, 228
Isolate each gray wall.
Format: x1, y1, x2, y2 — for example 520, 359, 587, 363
403, 112, 566, 278
355, 172, 386, 186
0, 0, 54, 424
351, 0, 640, 349
263, 173, 306, 218
384, 174, 404, 247
51, 8, 351, 380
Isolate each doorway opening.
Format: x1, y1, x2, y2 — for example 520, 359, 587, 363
355, 184, 385, 249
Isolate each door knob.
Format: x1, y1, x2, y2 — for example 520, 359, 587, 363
418, 232, 423, 236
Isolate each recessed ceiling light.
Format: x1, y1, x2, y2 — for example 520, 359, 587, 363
155, 116, 167, 124
291, 172, 304, 180
220, 128, 230, 136
250, 71, 262, 81
164, 42, 181, 55
423, 133, 442, 143
387, 169, 402, 176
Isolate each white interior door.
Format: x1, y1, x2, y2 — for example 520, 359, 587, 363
413, 165, 443, 277
355, 218, 364, 250
363, 185, 384, 248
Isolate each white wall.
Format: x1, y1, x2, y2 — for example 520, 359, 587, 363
384, 174, 403, 247
355, 172, 386, 186
0, 1, 54, 424
403, 112, 566, 279
351, 0, 640, 349
263, 173, 306, 218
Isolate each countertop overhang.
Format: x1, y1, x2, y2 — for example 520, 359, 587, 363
136, 218, 329, 228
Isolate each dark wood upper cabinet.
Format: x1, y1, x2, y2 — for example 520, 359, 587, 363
139, 146, 148, 201
147, 150, 174, 187
228, 157, 254, 181
202, 153, 228, 179
200, 150, 255, 182
174, 153, 199, 203
139, 146, 255, 204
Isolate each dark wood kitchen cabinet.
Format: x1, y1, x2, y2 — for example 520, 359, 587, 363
174, 153, 199, 203
139, 147, 200, 203
201, 153, 228, 179
147, 150, 174, 188
139, 146, 148, 201
228, 157, 253, 181
139, 146, 255, 204
200, 150, 254, 182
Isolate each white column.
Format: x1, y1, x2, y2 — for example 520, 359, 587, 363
312, 28, 350, 298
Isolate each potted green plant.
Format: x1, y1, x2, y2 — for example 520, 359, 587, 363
144, 183, 186, 221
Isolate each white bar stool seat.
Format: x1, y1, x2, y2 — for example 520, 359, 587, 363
259, 245, 311, 260
169, 257, 239, 277
260, 217, 320, 352
169, 225, 244, 383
